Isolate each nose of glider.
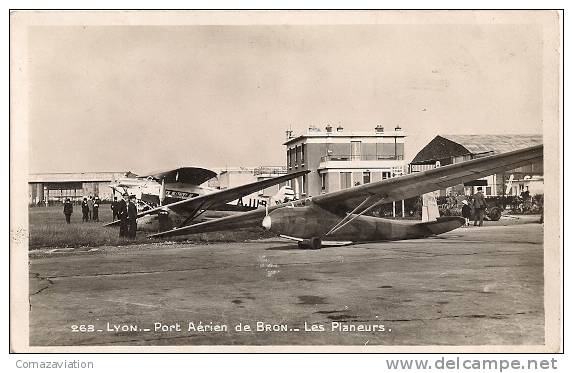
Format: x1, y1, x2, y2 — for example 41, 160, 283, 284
262, 215, 272, 230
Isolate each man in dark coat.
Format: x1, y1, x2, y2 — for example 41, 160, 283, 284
472, 187, 487, 227
81, 198, 89, 222
111, 197, 119, 221
158, 209, 171, 232
87, 196, 94, 221
117, 193, 129, 237
461, 199, 472, 227
127, 195, 138, 239
63, 198, 73, 224
93, 197, 100, 222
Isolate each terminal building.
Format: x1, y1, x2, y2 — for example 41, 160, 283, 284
283, 124, 407, 198
409, 134, 543, 197
209, 166, 289, 206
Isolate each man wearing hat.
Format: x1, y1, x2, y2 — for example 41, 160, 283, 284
93, 196, 100, 222
127, 195, 138, 239
117, 193, 129, 237
472, 187, 487, 227
81, 197, 89, 222
461, 199, 472, 227
110, 197, 119, 221
63, 198, 73, 224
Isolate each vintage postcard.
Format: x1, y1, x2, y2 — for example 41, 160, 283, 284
10, 10, 562, 352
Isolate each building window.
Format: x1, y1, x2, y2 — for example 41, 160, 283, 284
321, 173, 326, 190
351, 141, 362, 160
287, 149, 291, 169
295, 146, 299, 167
340, 172, 352, 189
453, 154, 472, 164
301, 144, 305, 165
301, 174, 306, 195
363, 172, 371, 184
485, 186, 492, 196
382, 172, 391, 180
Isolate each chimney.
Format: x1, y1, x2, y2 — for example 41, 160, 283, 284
395, 125, 402, 131
326, 124, 333, 133
336, 125, 344, 132
285, 130, 293, 140
375, 125, 384, 133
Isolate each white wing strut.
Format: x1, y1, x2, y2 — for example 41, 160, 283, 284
325, 194, 386, 237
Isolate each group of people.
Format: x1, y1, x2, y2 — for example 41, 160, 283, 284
62, 196, 101, 224
62, 194, 138, 239
110, 194, 138, 239
81, 196, 101, 222
460, 187, 487, 227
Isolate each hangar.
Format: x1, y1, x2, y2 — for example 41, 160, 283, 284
28, 171, 128, 205
29, 167, 287, 206
409, 134, 543, 197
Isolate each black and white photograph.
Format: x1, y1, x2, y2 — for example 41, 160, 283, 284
10, 10, 562, 353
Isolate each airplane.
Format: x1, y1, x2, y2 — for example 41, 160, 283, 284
110, 167, 295, 209
105, 167, 309, 231
147, 145, 543, 249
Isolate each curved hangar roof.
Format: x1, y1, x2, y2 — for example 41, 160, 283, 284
411, 134, 542, 164
440, 135, 543, 155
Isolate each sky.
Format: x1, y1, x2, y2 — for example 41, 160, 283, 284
27, 23, 543, 174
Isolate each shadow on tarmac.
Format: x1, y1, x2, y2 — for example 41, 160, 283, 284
265, 244, 304, 251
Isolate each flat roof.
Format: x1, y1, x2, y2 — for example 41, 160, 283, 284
29, 172, 127, 183
283, 130, 407, 145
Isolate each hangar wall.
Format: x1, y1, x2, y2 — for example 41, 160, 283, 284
409, 135, 543, 197
28, 172, 127, 205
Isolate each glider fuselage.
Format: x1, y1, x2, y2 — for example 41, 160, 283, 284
263, 204, 465, 242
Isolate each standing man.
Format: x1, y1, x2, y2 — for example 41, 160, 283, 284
81, 197, 89, 222
158, 209, 171, 232
93, 196, 100, 222
472, 187, 487, 227
461, 199, 471, 227
87, 196, 94, 221
63, 198, 73, 224
117, 193, 129, 237
127, 195, 138, 239
111, 197, 119, 221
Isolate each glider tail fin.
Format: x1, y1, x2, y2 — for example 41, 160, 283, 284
421, 193, 440, 222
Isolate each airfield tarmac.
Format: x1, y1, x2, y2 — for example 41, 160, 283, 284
29, 221, 544, 347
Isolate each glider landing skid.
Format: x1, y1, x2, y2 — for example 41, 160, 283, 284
279, 235, 353, 250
